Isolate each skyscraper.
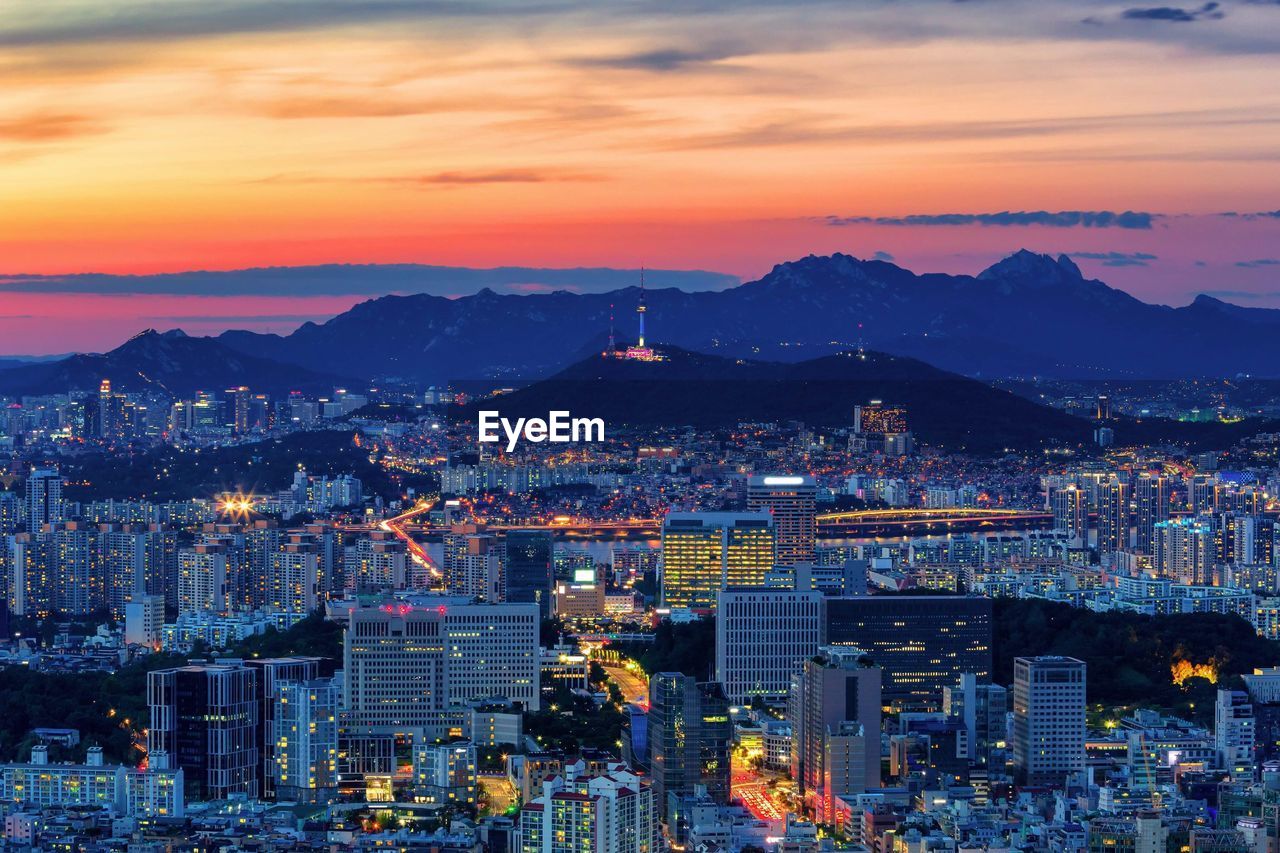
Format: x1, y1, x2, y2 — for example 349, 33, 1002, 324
246, 657, 324, 800
746, 475, 817, 567
660, 512, 774, 611
1012, 656, 1086, 787
24, 468, 65, 530
504, 530, 554, 616
1215, 688, 1255, 780
273, 677, 340, 803
267, 533, 320, 614
148, 664, 260, 800
1096, 477, 1130, 561
715, 587, 824, 705
342, 601, 540, 738
1052, 485, 1087, 546
790, 646, 882, 824
943, 673, 1008, 768
825, 595, 992, 708
647, 673, 731, 825
226, 386, 251, 434
1154, 518, 1215, 585
1134, 473, 1170, 555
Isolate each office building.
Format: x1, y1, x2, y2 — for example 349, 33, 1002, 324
715, 588, 824, 704
1216, 688, 1255, 779
825, 595, 993, 708
505, 530, 554, 616
943, 673, 1008, 767
1012, 656, 1086, 787
747, 475, 817, 567
660, 512, 774, 611
148, 663, 260, 800
790, 646, 882, 824
342, 601, 540, 738
124, 593, 165, 647
648, 673, 731, 824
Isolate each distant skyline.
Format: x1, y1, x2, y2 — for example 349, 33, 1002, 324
2, 1, 1280, 351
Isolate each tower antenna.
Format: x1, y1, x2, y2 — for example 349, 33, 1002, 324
608, 303, 615, 352
637, 266, 647, 349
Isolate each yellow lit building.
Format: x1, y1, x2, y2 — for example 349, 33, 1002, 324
660, 512, 774, 611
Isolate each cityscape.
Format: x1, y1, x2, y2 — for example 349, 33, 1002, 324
3, 2, 1280, 853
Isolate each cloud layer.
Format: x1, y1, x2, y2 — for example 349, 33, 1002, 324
820, 211, 1158, 229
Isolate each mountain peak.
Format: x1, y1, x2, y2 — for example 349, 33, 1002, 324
977, 249, 1083, 285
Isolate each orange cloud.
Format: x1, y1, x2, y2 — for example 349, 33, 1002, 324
0, 111, 101, 141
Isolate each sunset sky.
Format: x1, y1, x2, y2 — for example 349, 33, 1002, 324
2, 0, 1280, 353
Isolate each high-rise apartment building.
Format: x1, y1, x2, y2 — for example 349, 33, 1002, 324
1134, 473, 1170, 555
273, 677, 340, 803
517, 767, 657, 853
177, 541, 231, 615
1052, 485, 1087, 546
443, 525, 505, 602
246, 656, 324, 800
267, 534, 320, 614
24, 468, 65, 530
1096, 477, 1130, 560
99, 523, 149, 622
352, 532, 409, 590
412, 741, 477, 806
1154, 518, 1215, 585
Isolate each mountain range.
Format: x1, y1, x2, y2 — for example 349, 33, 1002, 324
0, 329, 350, 397
211, 250, 1280, 382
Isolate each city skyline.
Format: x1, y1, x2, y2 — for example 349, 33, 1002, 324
5, 2, 1280, 849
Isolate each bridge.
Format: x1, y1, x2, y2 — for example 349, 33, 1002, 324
815, 507, 1053, 535
383, 507, 1053, 540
